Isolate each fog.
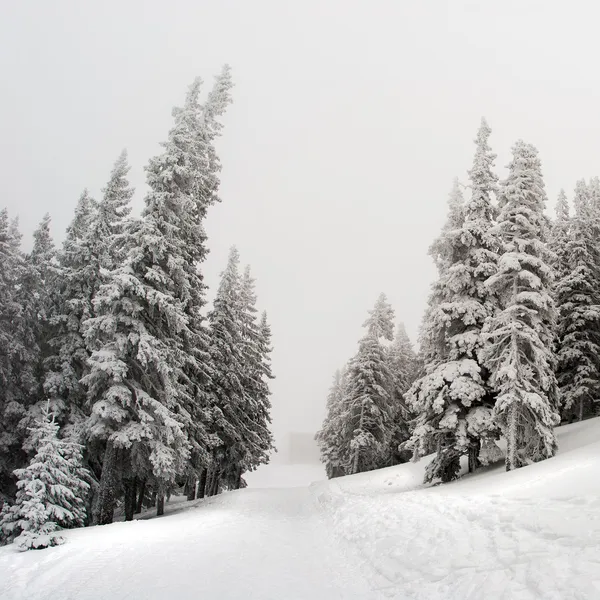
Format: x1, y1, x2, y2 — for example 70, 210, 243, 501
2, 0, 600, 454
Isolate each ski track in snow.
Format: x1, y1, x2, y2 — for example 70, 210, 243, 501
3, 419, 600, 599
317, 480, 600, 599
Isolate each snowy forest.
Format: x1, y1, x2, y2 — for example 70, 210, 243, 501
317, 118, 600, 483
0, 67, 277, 550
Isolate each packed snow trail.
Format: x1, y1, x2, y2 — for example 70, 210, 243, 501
0, 486, 378, 600
3, 419, 600, 599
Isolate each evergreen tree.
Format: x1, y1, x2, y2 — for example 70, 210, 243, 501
0, 404, 89, 550
339, 294, 395, 474
482, 140, 560, 471
386, 323, 417, 465
407, 119, 500, 483
0, 213, 39, 500
238, 275, 276, 476
554, 181, 600, 421
206, 248, 249, 491
82, 76, 233, 523
315, 368, 348, 478
44, 190, 98, 426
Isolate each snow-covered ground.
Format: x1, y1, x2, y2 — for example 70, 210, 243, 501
2, 419, 600, 599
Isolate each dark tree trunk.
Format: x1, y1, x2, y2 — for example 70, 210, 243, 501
468, 440, 480, 474
156, 490, 165, 516
506, 402, 518, 471
198, 468, 207, 499
95, 440, 120, 525
211, 471, 221, 496
579, 397, 584, 422
124, 476, 136, 521
135, 479, 146, 514
206, 468, 220, 496
186, 474, 197, 501
233, 466, 242, 490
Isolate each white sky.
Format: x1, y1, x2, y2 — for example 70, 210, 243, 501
2, 0, 600, 450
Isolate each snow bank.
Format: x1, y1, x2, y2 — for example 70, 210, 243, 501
313, 417, 600, 599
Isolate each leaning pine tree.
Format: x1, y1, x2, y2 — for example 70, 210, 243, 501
482, 140, 560, 471
554, 181, 600, 422
83, 73, 232, 523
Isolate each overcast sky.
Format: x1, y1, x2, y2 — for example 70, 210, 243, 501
2, 0, 600, 454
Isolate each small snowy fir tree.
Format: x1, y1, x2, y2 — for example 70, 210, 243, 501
481, 140, 560, 471
554, 181, 600, 422
339, 294, 395, 474
315, 368, 348, 478
407, 121, 501, 483
0, 404, 89, 550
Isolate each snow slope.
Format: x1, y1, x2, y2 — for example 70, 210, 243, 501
2, 418, 600, 599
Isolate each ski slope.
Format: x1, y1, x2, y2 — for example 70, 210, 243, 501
2, 419, 600, 599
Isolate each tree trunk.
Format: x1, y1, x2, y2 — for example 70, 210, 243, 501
95, 440, 119, 525
233, 466, 242, 490
468, 440, 480, 473
197, 468, 207, 499
506, 402, 518, 471
186, 474, 197, 501
156, 489, 165, 516
579, 397, 584, 422
209, 470, 220, 496
135, 479, 146, 514
124, 476, 136, 521
352, 403, 365, 475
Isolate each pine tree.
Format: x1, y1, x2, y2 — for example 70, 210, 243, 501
0, 404, 89, 550
554, 181, 600, 421
482, 140, 560, 471
315, 368, 348, 478
0, 213, 40, 500
206, 248, 249, 491
407, 120, 500, 483
83, 71, 232, 521
238, 271, 275, 476
386, 323, 417, 465
44, 190, 98, 426
339, 294, 395, 474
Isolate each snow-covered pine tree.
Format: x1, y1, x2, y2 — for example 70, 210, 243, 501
20, 215, 58, 420
0, 213, 40, 501
83, 78, 231, 522
554, 181, 600, 422
386, 323, 418, 465
418, 178, 465, 367
232, 268, 275, 486
206, 247, 250, 493
482, 140, 560, 471
0, 403, 89, 550
407, 119, 500, 483
549, 190, 570, 280
338, 293, 395, 475
44, 190, 98, 427
315, 368, 348, 478
165, 67, 233, 500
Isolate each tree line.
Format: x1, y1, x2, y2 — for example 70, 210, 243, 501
317, 119, 600, 483
0, 66, 276, 550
